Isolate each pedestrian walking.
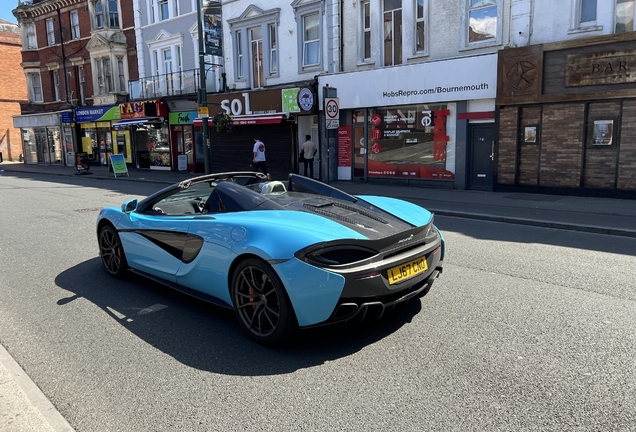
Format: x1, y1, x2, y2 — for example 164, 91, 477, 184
300, 135, 316, 178
252, 137, 270, 178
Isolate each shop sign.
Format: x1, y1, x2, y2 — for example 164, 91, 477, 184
61, 112, 73, 124
282, 88, 301, 113
119, 100, 166, 119
319, 54, 497, 109
208, 89, 283, 117
433, 110, 450, 161
565, 50, 636, 87
109, 154, 129, 178
75, 106, 120, 123
337, 126, 351, 167
297, 87, 316, 113
169, 111, 197, 125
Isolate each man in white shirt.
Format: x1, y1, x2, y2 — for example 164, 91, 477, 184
252, 137, 269, 177
300, 135, 316, 178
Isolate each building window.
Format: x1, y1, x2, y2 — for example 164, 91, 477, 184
53, 70, 61, 101
46, 18, 55, 45
95, 0, 105, 29
118, 57, 125, 92
302, 13, 320, 67
269, 24, 277, 74
227, 6, 282, 80
109, 0, 120, 28
25, 23, 37, 49
616, 0, 635, 32
104, 59, 112, 93
78, 66, 86, 104
236, 31, 244, 79
97, 58, 112, 94
580, 0, 597, 24
468, 0, 497, 43
70, 11, 80, 39
362, 0, 371, 61
28, 73, 43, 102
250, 27, 264, 88
159, 0, 169, 20
415, 0, 428, 53
383, 0, 402, 66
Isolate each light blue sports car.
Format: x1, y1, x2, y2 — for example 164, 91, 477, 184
97, 172, 444, 344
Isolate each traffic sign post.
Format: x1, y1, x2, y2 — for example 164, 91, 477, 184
325, 97, 339, 129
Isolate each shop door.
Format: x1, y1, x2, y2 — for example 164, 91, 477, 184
172, 126, 194, 172
35, 129, 49, 164
468, 124, 494, 191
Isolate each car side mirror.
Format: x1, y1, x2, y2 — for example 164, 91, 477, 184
121, 199, 138, 213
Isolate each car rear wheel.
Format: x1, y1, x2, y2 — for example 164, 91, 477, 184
98, 224, 128, 279
231, 258, 298, 345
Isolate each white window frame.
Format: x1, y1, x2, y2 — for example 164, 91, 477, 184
236, 30, 244, 79
117, 57, 126, 92
358, 0, 372, 64
249, 26, 264, 88
269, 23, 277, 75
227, 6, 281, 84
108, 0, 120, 29
382, 0, 402, 67
95, 0, 105, 29
27, 72, 43, 103
53, 70, 61, 101
146, 30, 183, 95
23, 22, 37, 50
46, 18, 55, 46
460, 0, 502, 51
615, 0, 635, 33
414, 0, 429, 56
292, 0, 323, 73
302, 13, 320, 68
70, 11, 80, 39
78, 65, 86, 104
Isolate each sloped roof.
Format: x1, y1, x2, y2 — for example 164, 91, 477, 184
0, 18, 19, 34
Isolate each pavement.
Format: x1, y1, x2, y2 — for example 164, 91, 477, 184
1, 160, 635, 431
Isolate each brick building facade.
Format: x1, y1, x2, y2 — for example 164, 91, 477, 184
12, 0, 138, 166
0, 20, 27, 162
496, 33, 636, 197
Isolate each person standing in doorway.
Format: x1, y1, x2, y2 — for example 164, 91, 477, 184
252, 137, 270, 178
300, 135, 316, 178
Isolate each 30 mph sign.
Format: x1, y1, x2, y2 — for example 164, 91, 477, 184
325, 97, 339, 129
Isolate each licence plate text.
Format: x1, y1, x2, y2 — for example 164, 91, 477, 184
387, 257, 428, 285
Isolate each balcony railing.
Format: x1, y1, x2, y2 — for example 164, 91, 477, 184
129, 69, 200, 100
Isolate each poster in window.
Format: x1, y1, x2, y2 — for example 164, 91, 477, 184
524, 126, 537, 143
592, 119, 614, 146
204, 3, 223, 57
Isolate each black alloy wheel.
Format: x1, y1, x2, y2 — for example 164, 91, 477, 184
231, 258, 298, 345
99, 225, 128, 279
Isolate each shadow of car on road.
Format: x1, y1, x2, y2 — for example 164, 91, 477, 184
54, 258, 423, 376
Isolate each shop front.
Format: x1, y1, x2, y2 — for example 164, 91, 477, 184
114, 100, 169, 170
169, 111, 199, 173
13, 110, 72, 166
496, 32, 636, 196
75, 106, 129, 167
197, 88, 296, 178
318, 55, 498, 189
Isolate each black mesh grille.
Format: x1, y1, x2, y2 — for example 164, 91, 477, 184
308, 248, 376, 265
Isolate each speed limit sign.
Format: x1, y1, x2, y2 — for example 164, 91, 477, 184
325, 97, 339, 129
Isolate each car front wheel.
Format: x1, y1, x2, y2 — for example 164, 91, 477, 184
231, 258, 298, 345
98, 224, 128, 278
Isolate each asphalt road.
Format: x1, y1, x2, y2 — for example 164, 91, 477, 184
1, 173, 635, 432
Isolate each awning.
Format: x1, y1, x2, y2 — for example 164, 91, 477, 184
193, 113, 286, 127
112, 117, 163, 128
113, 118, 149, 128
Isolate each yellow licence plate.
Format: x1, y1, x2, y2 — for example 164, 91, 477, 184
387, 256, 428, 285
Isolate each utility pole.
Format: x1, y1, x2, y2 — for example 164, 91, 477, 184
197, 0, 211, 173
